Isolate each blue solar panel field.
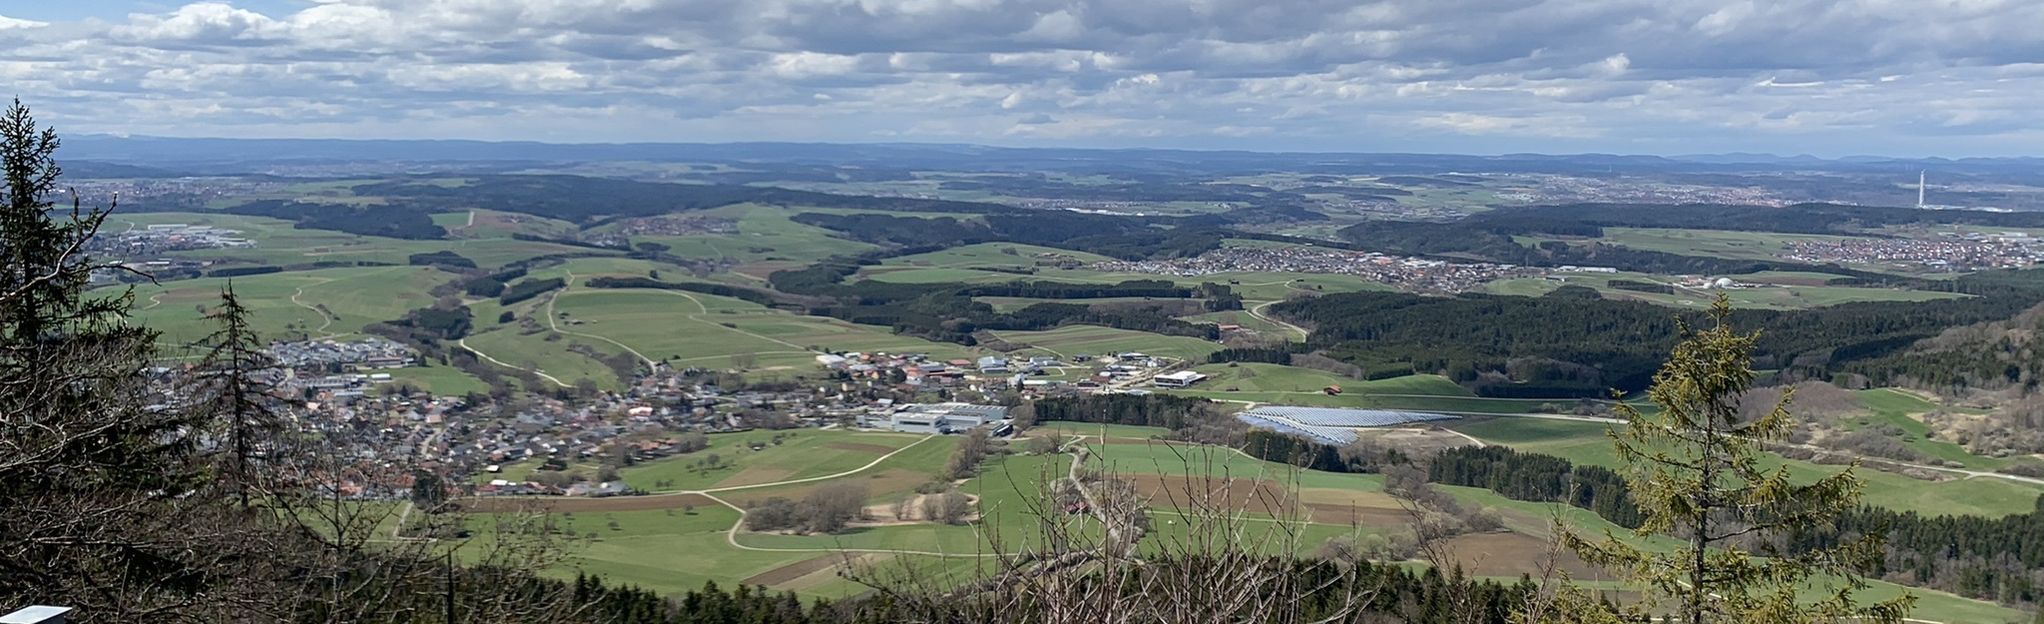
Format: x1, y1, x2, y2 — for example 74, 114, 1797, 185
1235, 407, 1460, 445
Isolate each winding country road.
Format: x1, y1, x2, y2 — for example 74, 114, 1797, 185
1246, 299, 1310, 340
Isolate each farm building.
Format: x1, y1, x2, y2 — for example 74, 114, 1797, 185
1151, 370, 1208, 388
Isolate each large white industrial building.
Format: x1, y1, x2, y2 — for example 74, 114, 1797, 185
882, 402, 1010, 434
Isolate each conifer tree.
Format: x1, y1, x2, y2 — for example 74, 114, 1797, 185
0, 98, 217, 617
192, 282, 286, 507
1541, 296, 1914, 623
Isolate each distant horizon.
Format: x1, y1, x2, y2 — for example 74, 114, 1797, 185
57, 133, 2039, 164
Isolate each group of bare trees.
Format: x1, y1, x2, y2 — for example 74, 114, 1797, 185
744, 483, 871, 534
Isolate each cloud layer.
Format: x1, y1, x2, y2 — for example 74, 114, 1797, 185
8, 0, 2044, 155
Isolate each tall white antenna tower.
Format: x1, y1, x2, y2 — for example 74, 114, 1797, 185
1917, 170, 1927, 207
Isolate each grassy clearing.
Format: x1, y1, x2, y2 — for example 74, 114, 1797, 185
622, 204, 880, 265
619, 429, 928, 493
878, 242, 1115, 270
1848, 389, 2014, 470
1597, 228, 1875, 263
1177, 309, 1285, 333
990, 325, 1221, 362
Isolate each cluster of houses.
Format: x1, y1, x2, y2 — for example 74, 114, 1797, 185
98, 223, 255, 255
1090, 246, 1536, 292
288, 341, 1201, 503
270, 337, 417, 370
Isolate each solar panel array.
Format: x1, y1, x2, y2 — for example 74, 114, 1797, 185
1242, 406, 1458, 428
1235, 414, 1356, 446
1234, 407, 1460, 446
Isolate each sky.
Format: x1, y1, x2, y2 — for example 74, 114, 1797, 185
3, 0, 2043, 157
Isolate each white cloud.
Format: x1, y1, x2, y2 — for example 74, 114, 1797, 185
7, 0, 2044, 155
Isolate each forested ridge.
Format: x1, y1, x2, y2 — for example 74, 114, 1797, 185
1269, 268, 2044, 396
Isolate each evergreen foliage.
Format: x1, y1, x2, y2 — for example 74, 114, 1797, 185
1545, 296, 1913, 623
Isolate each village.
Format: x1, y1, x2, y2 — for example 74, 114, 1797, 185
1779, 231, 2044, 272
260, 334, 1213, 503
1090, 245, 1536, 291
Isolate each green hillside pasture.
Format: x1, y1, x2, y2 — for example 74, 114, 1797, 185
1177, 309, 1285, 334
622, 204, 880, 265
124, 265, 459, 342
457, 328, 628, 390
717, 434, 961, 510
619, 429, 929, 493
1446, 417, 2044, 517
989, 325, 1221, 362
1597, 228, 1873, 264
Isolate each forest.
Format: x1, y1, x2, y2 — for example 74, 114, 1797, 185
1271, 268, 2044, 397
225, 199, 449, 239
791, 211, 1230, 260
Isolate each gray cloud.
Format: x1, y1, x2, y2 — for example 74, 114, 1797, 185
6, 0, 2044, 155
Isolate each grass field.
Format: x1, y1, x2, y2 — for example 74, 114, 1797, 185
620, 429, 929, 492
1847, 389, 2017, 470
1176, 309, 1286, 334
464, 421, 2025, 617
1596, 228, 1876, 264
122, 265, 461, 343
620, 204, 881, 266
1446, 416, 2044, 517
451, 256, 990, 387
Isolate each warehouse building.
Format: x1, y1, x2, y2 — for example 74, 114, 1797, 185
1151, 370, 1208, 388
886, 402, 1011, 434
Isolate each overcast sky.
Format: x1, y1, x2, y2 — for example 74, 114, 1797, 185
5, 0, 2043, 156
